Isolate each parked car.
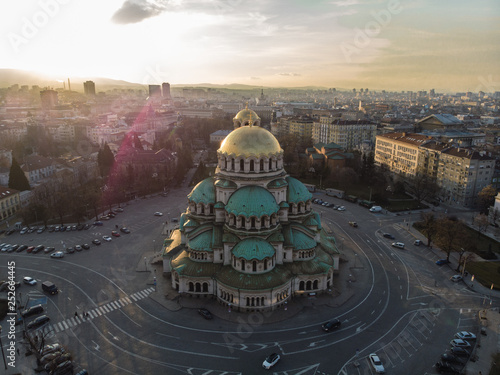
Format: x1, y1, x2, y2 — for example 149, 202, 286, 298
450, 275, 463, 282
440, 353, 465, 364
450, 339, 471, 349
82, 244, 90, 250
23, 276, 37, 285
455, 331, 476, 340
93, 221, 103, 226
102, 235, 112, 242
369, 353, 385, 373
435, 361, 459, 374
115, 207, 124, 212
414, 239, 422, 246
66, 247, 75, 254
198, 308, 213, 319
92, 239, 101, 246
383, 233, 395, 239
51, 251, 64, 258
392, 242, 405, 249
120, 227, 130, 234
154, 212, 163, 216
37, 226, 45, 234
262, 353, 280, 369
348, 221, 358, 227
20, 227, 29, 235
16, 245, 28, 252
111, 231, 121, 237
450, 346, 470, 357
27, 246, 35, 253
322, 318, 341, 332
32, 245, 45, 253
44, 247, 55, 254
337, 206, 346, 211
21, 304, 44, 318
75, 245, 83, 252
436, 259, 450, 266
40, 343, 63, 356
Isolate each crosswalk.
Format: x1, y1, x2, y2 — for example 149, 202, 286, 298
50, 287, 155, 333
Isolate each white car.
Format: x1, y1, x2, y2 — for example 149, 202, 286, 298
369, 353, 385, 373
450, 339, 471, 349
392, 242, 405, 249
337, 206, 345, 211
154, 212, 163, 216
50, 251, 64, 258
103, 235, 112, 242
450, 275, 463, 282
262, 353, 280, 369
23, 277, 37, 285
455, 331, 476, 340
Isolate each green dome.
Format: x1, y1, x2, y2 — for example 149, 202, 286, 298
215, 179, 237, 189
286, 177, 313, 204
292, 229, 317, 250
226, 186, 279, 218
232, 237, 275, 260
267, 179, 288, 189
188, 177, 215, 204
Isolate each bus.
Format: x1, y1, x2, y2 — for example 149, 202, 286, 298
325, 188, 344, 199
344, 195, 358, 203
359, 200, 375, 208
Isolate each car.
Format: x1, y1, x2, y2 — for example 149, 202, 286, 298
414, 239, 422, 246
369, 353, 385, 373
262, 353, 280, 369
115, 207, 124, 212
93, 221, 103, 226
10, 244, 19, 251
369, 206, 382, 213
26, 246, 35, 253
75, 245, 83, 252
455, 331, 476, 340
92, 239, 101, 246
450, 339, 471, 349
322, 318, 341, 332
44, 246, 55, 254
198, 308, 213, 319
32, 245, 45, 254
111, 230, 121, 237
83, 224, 91, 230
103, 235, 112, 242
337, 206, 346, 211
5, 228, 16, 235
77, 224, 84, 231
20, 227, 29, 235
16, 245, 28, 252
39, 343, 63, 357
440, 353, 465, 364
37, 226, 45, 233
392, 242, 405, 249
99, 215, 110, 220
383, 233, 395, 239
82, 243, 90, 250
65, 247, 75, 254
59, 225, 66, 232
107, 212, 116, 218
120, 227, 130, 234
23, 277, 37, 285
21, 304, 44, 318
44, 352, 72, 372
6, 245, 16, 253
450, 346, 470, 357
154, 212, 163, 216
348, 221, 358, 227
436, 259, 450, 266
40, 351, 62, 366
51, 251, 64, 258
450, 275, 463, 282
435, 361, 459, 374
48, 226, 55, 232
71, 225, 77, 231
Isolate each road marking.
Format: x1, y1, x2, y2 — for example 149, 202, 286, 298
130, 294, 138, 301
102, 305, 110, 313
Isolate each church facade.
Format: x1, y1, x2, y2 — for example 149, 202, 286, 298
162, 107, 341, 311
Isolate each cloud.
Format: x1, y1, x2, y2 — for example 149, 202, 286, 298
111, 0, 167, 24
250, 76, 261, 80
330, 0, 359, 7
277, 72, 301, 76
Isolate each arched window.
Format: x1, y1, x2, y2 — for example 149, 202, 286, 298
252, 261, 257, 272
203, 283, 208, 292
225, 158, 228, 170
241, 259, 245, 271
306, 280, 312, 290
231, 158, 235, 170
299, 281, 305, 290
269, 158, 272, 170
188, 282, 194, 292
250, 160, 254, 172
240, 159, 244, 172
195, 283, 201, 292
264, 259, 268, 271
251, 217, 256, 228
313, 280, 318, 289
260, 159, 264, 172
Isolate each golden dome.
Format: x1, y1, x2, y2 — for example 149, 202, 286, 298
233, 106, 260, 127
219, 125, 283, 158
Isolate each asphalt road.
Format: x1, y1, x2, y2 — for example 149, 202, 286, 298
0, 189, 498, 374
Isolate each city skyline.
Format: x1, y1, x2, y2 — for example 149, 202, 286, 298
0, 0, 499, 92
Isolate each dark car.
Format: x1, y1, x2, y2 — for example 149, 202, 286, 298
77, 224, 84, 231
198, 308, 213, 319
16, 245, 28, 252
44, 246, 55, 254
21, 304, 44, 318
435, 361, 459, 374
27, 315, 50, 330
82, 244, 90, 250
92, 239, 101, 246
66, 247, 75, 254
93, 221, 103, 226
32, 245, 45, 254
120, 227, 130, 234
83, 224, 90, 230
436, 259, 450, 266
322, 318, 341, 332
441, 353, 465, 364
383, 233, 395, 239
450, 346, 470, 357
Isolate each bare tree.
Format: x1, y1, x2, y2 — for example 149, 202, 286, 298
404, 173, 439, 204
434, 216, 468, 261
473, 213, 490, 239
419, 212, 437, 247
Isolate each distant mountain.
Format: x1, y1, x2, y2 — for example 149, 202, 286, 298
0, 69, 331, 92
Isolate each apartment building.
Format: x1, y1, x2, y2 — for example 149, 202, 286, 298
0, 187, 20, 222
374, 133, 433, 176
313, 117, 376, 150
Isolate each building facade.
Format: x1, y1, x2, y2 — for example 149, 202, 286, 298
163, 108, 340, 311
0, 187, 20, 222
312, 117, 377, 150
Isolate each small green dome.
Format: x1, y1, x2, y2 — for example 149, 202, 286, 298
215, 179, 237, 189
232, 237, 275, 260
225, 186, 279, 218
267, 179, 288, 189
188, 177, 215, 204
286, 177, 313, 204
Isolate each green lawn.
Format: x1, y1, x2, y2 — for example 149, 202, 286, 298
465, 261, 500, 291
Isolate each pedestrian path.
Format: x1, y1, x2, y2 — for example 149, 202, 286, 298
50, 287, 155, 333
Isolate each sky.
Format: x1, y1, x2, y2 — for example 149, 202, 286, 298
0, 0, 499, 92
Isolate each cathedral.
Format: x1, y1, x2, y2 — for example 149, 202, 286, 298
162, 107, 340, 312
